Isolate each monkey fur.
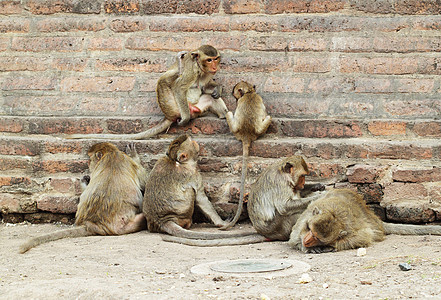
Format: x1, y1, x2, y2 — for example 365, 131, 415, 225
143, 135, 255, 240
19, 143, 148, 253
220, 81, 272, 230
289, 189, 441, 253
66, 45, 228, 140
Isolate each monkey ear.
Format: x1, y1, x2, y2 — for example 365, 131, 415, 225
339, 230, 348, 237
282, 162, 293, 173
312, 207, 321, 216
178, 152, 188, 163
95, 151, 103, 161
253, 85, 256, 91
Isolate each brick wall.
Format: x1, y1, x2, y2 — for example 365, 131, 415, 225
1, 0, 441, 224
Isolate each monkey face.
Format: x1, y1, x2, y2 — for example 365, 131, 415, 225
202, 56, 220, 74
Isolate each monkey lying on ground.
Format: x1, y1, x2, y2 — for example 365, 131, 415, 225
143, 135, 256, 240
220, 81, 272, 230
161, 155, 325, 246
19, 142, 148, 253
289, 189, 441, 253
67, 45, 228, 140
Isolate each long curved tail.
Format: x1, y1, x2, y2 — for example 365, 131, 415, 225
161, 233, 268, 247
65, 119, 173, 140
161, 221, 256, 240
220, 142, 249, 230
383, 222, 441, 235
19, 225, 91, 254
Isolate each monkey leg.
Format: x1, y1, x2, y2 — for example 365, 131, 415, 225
255, 115, 272, 136
120, 213, 147, 234
196, 94, 228, 118
195, 189, 228, 227
225, 111, 239, 133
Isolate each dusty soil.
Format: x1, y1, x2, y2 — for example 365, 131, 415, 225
2, 222, 441, 299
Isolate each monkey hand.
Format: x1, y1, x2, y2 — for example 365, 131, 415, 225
211, 86, 222, 99
308, 183, 326, 192
177, 116, 190, 126
305, 246, 335, 254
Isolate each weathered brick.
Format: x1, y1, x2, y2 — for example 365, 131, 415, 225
119, 96, 161, 116
53, 58, 88, 71
109, 18, 147, 32
104, 0, 139, 14
393, 167, 441, 183
346, 165, 383, 183
76, 97, 119, 115
384, 100, 440, 117
37, 196, 79, 213
168, 117, 230, 135
0, 57, 50, 71
384, 202, 436, 223
0, 118, 23, 133
88, 38, 124, 51
2, 76, 57, 91
3, 96, 77, 116
11, 37, 84, 52
383, 182, 427, 201
28, 0, 102, 14
43, 140, 84, 154
61, 76, 135, 92
354, 78, 392, 93
95, 57, 167, 72
223, 0, 263, 14
281, 120, 362, 138
107, 119, 144, 134
264, 0, 345, 14
368, 121, 407, 136
0, 38, 9, 51
364, 143, 432, 160
23, 212, 75, 224
221, 55, 286, 73
332, 37, 372, 52
340, 56, 419, 75
37, 17, 106, 32
292, 56, 331, 73
264, 76, 304, 93
28, 118, 104, 135
140, 0, 220, 15
307, 163, 345, 179
396, 78, 434, 93
418, 57, 441, 75
358, 184, 383, 204
0, 193, 37, 213
0, 1, 23, 14
150, 16, 229, 32
0, 140, 40, 156
307, 77, 355, 94
413, 121, 441, 137
413, 17, 441, 30
0, 158, 32, 171
0, 19, 29, 33
33, 160, 88, 174
265, 97, 331, 117
0, 176, 32, 188
374, 37, 441, 53
349, 0, 394, 14
395, 0, 441, 15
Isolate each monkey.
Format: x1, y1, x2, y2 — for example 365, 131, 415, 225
66, 45, 228, 140
142, 134, 256, 240
288, 188, 441, 253
19, 142, 148, 253
160, 155, 325, 246
220, 81, 272, 230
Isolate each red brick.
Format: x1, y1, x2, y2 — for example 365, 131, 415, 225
292, 56, 331, 73
28, 0, 101, 14
288, 37, 328, 52
107, 119, 144, 134
104, 0, 139, 14
384, 182, 427, 201
53, 58, 88, 71
33, 160, 88, 174
0, 193, 37, 213
109, 18, 147, 32
138, 77, 163, 92
395, 0, 441, 15
332, 37, 372, 52
358, 184, 383, 204
61, 76, 135, 92
23, 213, 75, 224
413, 17, 441, 30
393, 168, 441, 183
0, 1, 23, 14
413, 122, 441, 137
0, 57, 50, 71
3, 96, 77, 115
366, 144, 432, 160
2, 76, 56, 91
374, 37, 441, 53
368, 121, 407, 136
0, 176, 32, 187
0, 140, 40, 156
264, 97, 331, 117
281, 120, 362, 138
221, 54, 286, 73
37, 196, 79, 213
350, 0, 393, 14
150, 16, 229, 32
396, 79, 434, 93
88, 38, 124, 51
28, 118, 104, 135
0, 118, 23, 133
246, 35, 288, 51
140, 0, 220, 15
307, 77, 355, 94
307, 163, 345, 179
118, 96, 161, 116
95, 57, 167, 72
0, 158, 32, 171
418, 57, 441, 75
264, 76, 304, 93
43, 140, 84, 154
384, 201, 436, 223
354, 78, 392, 93
37, 18, 106, 32
11, 37, 84, 52
0, 19, 29, 33
340, 56, 419, 75
346, 165, 383, 183
0, 38, 8, 51
265, 0, 345, 14
223, 0, 263, 14
168, 118, 230, 135
384, 100, 439, 117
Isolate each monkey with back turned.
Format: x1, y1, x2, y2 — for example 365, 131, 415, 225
20, 142, 147, 253
67, 45, 228, 140
289, 188, 441, 253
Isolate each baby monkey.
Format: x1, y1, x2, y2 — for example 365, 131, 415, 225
221, 81, 272, 230
289, 189, 441, 253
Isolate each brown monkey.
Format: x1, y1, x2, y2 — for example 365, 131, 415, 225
143, 135, 255, 240
67, 45, 228, 140
19, 143, 147, 253
220, 81, 272, 230
160, 155, 324, 246
289, 189, 441, 253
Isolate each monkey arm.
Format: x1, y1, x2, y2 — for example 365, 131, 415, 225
174, 76, 195, 126
194, 185, 227, 227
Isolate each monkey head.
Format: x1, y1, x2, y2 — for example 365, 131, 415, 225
232, 81, 256, 100
279, 156, 309, 192
191, 45, 220, 75
87, 142, 118, 171
166, 134, 200, 163
303, 207, 347, 248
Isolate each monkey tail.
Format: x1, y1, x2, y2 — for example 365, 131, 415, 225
383, 222, 441, 236
19, 225, 91, 254
161, 233, 268, 247
161, 221, 256, 240
65, 118, 173, 140
220, 142, 250, 230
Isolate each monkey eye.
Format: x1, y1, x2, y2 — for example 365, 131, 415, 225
207, 58, 213, 62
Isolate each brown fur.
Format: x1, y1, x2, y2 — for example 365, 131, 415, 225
143, 135, 255, 240
220, 81, 272, 230
19, 143, 147, 253
289, 189, 441, 253
66, 45, 228, 140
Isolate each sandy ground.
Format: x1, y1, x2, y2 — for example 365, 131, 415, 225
1, 222, 441, 300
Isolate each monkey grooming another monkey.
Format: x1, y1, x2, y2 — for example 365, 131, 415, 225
289, 189, 441, 253
143, 135, 255, 240
19, 143, 147, 253
67, 45, 228, 140
220, 81, 272, 230
161, 155, 324, 246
